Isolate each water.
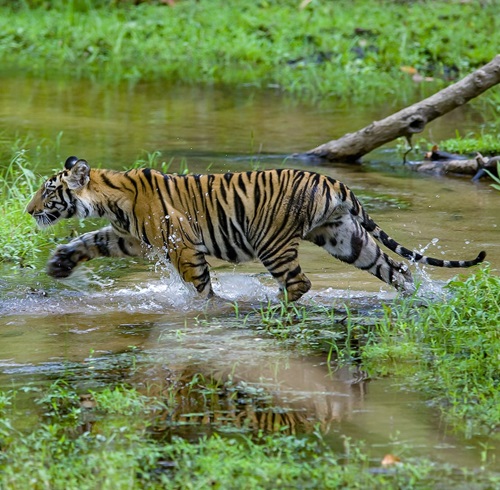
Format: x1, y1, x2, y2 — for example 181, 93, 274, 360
1, 74, 499, 469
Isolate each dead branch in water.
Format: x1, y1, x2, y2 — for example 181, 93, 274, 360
304, 55, 500, 163
410, 153, 500, 177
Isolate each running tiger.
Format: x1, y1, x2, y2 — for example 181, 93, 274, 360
26, 157, 486, 300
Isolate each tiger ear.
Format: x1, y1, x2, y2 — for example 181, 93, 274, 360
65, 156, 79, 170
64, 159, 90, 190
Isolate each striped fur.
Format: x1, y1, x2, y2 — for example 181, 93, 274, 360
26, 157, 486, 300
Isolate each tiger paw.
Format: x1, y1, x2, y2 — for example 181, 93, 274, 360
46, 246, 88, 278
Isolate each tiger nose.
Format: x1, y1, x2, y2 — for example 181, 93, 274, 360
26, 200, 35, 215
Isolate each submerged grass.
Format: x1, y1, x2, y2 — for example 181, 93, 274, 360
0, 1, 499, 106
237, 299, 375, 366
363, 266, 500, 437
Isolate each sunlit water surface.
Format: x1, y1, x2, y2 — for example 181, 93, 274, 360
1, 74, 499, 468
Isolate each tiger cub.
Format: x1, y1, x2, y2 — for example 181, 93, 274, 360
26, 156, 485, 300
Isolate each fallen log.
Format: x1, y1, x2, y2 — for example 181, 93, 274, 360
410, 158, 479, 176
410, 153, 500, 178
304, 55, 500, 163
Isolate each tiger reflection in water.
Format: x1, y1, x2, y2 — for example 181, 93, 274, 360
128, 364, 370, 436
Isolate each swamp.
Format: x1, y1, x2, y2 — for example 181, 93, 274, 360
0, 1, 499, 488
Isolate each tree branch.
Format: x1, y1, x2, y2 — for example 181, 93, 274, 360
305, 55, 500, 163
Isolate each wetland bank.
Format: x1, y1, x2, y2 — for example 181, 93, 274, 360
1, 1, 500, 488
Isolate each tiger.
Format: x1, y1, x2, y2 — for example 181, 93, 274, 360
26, 156, 486, 301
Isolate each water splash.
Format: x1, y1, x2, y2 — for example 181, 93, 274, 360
402, 238, 448, 299
102, 272, 276, 312
412, 266, 449, 300
58, 265, 115, 290
417, 237, 440, 255
4, 250, 449, 316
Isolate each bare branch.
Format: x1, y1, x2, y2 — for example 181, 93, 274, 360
305, 55, 500, 163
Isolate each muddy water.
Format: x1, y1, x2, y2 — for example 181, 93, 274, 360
1, 75, 499, 467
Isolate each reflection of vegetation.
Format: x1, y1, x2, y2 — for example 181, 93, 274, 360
355, 192, 412, 211
363, 266, 500, 436
0, 1, 498, 105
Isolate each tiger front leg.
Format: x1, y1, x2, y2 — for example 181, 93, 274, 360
168, 244, 214, 298
163, 212, 214, 298
47, 225, 144, 278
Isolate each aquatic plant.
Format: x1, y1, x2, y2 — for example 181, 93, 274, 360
484, 160, 500, 191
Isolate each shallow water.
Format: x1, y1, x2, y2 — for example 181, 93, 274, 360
1, 74, 499, 468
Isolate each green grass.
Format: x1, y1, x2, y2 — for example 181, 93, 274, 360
432, 131, 500, 156
1, 382, 499, 489
0, 138, 193, 266
233, 299, 375, 366
363, 266, 500, 437
0, 0, 499, 105
0, 147, 49, 266
0, 137, 71, 266
245, 268, 500, 438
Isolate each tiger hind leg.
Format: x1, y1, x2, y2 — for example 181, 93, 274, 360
306, 217, 415, 293
259, 240, 311, 301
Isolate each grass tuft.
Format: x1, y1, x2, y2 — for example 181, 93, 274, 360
363, 266, 500, 436
0, 138, 69, 266
435, 132, 500, 156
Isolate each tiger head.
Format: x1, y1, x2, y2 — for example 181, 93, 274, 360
26, 156, 91, 228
